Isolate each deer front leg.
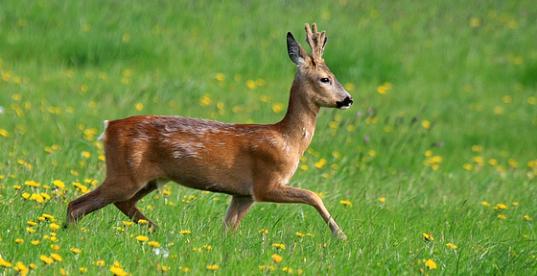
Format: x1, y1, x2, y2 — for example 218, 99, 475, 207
254, 184, 347, 240
224, 196, 254, 231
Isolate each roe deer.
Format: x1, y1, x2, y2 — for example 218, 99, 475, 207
66, 23, 353, 239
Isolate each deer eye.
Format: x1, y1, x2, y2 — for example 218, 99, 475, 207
320, 77, 330, 84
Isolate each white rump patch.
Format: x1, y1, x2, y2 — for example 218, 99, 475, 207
97, 120, 109, 141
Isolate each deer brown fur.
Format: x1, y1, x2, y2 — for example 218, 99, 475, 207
66, 23, 353, 239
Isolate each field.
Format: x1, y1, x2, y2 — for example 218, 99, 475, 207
1, 0, 536, 274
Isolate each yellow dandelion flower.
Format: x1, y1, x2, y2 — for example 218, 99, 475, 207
15, 238, 24, 244
39, 255, 54, 265
422, 232, 434, 241
497, 214, 507, 220
53, 180, 65, 190
259, 264, 276, 272
50, 253, 62, 262
40, 193, 51, 201
259, 228, 269, 235
215, 73, 225, 82
179, 266, 191, 272
157, 264, 170, 272
148, 241, 160, 248
480, 200, 490, 207
135, 102, 144, 111
473, 156, 484, 165
424, 259, 437, 270
523, 215, 532, 221
14, 262, 28, 275
271, 243, 286, 250
295, 232, 305, 238
421, 120, 431, 129
81, 151, 91, 159
26, 227, 36, 233
136, 235, 149, 242
0, 128, 9, 138
30, 240, 40, 246
95, 260, 105, 267
51, 245, 60, 251
137, 219, 149, 225
376, 82, 392, 95
494, 203, 508, 210
446, 242, 458, 250
41, 214, 55, 220
206, 264, 220, 271
199, 95, 212, 106
314, 158, 327, 169
0, 256, 12, 267
110, 265, 128, 276
272, 254, 283, 263
493, 106, 504, 115
216, 102, 225, 111
25, 180, 40, 187
246, 80, 256, 90
80, 267, 88, 273
272, 103, 283, 113
463, 163, 473, 171
378, 196, 386, 204
70, 247, 81, 254
179, 229, 191, 235
50, 223, 61, 231
339, 199, 352, 207
282, 266, 293, 273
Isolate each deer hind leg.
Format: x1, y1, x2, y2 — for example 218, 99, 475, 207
114, 180, 158, 229
65, 177, 141, 226
224, 196, 254, 231
254, 185, 347, 240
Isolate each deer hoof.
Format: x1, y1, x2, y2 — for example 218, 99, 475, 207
335, 231, 348, 240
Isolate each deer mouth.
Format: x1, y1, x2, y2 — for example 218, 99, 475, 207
336, 97, 353, 109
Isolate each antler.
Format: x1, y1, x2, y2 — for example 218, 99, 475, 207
305, 23, 327, 62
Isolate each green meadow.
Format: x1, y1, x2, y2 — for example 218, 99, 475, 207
1, 0, 536, 274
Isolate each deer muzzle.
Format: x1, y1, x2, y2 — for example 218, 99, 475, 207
336, 96, 353, 109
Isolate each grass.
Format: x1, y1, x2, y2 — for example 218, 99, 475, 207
0, 0, 536, 274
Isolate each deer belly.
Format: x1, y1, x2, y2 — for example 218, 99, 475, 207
164, 156, 253, 196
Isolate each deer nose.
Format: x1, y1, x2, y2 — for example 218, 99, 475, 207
336, 96, 353, 109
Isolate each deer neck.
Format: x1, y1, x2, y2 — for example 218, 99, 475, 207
278, 78, 320, 155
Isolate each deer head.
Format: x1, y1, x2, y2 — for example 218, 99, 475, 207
287, 23, 353, 109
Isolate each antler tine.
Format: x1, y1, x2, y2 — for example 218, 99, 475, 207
305, 23, 314, 47
304, 23, 326, 61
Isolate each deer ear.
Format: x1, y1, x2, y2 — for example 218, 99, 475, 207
287, 32, 305, 65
